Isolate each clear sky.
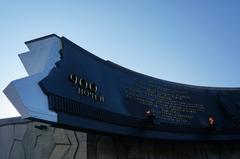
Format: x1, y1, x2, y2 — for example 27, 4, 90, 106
0, 0, 240, 119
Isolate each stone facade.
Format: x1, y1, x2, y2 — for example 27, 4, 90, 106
0, 117, 240, 159
0, 117, 87, 159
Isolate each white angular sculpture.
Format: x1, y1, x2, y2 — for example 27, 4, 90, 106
4, 34, 61, 122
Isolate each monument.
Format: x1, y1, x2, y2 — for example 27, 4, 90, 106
2, 34, 240, 158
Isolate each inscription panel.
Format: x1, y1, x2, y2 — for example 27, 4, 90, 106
124, 78, 205, 124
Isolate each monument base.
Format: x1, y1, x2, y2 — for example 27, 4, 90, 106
0, 117, 240, 159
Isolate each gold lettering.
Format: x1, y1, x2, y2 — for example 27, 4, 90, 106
69, 73, 78, 84
124, 79, 205, 124
77, 80, 105, 102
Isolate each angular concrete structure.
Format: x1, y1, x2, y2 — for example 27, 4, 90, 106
1, 117, 240, 159
4, 35, 61, 122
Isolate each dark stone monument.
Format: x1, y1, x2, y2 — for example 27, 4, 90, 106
2, 34, 240, 158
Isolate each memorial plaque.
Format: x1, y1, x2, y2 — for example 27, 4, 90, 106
4, 34, 240, 140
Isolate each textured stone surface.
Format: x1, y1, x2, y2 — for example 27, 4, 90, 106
1, 117, 240, 159
0, 125, 14, 159
9, 141, 25, 159
14, 124, 27, 140
0, 118, 87, 159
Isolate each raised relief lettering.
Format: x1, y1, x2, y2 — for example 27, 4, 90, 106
69, 73, 105, 102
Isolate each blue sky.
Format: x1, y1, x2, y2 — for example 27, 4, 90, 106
0, 0, 240, 118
